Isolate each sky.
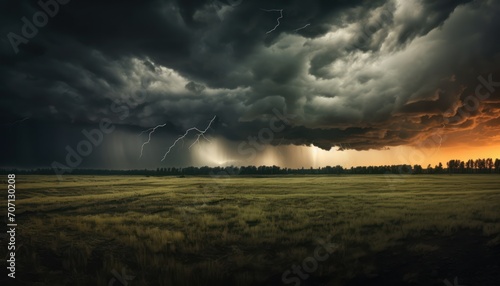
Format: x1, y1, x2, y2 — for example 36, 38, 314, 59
1, 0, 499, 171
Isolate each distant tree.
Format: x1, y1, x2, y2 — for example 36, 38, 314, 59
435, 162, 443, 174
447, 160, 453, 173
465, 159, 473, 173
447, 159, 462, 174
427, 164, 433, 174
413, 164, 423, 174
486, 158, 494, 173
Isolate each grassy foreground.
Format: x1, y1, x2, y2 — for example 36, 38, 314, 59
3, 174, 500, 285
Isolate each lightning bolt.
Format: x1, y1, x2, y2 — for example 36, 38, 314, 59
139, 123, 167, 158
435, 123, 446, 153
161, 116, 216, 161
294, 23, 310, 32
139, 127, 155, 137
261, 8, 283, 34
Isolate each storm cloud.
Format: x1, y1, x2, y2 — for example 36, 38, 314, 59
1, 0, 499, 168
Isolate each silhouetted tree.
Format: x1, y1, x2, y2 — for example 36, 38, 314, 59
486, 158, 494, 173
435, 162, 443, 173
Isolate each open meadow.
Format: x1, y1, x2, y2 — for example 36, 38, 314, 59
3, 174, 500, 286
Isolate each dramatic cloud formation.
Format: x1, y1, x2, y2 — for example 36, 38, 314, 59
1, 0, 499, 168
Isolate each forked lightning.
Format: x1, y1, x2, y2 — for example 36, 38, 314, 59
261, 8, 283, 34
139, 123, 167, 158
161, 116, 217, 161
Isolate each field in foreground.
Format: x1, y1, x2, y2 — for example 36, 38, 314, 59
2, 174, 500, 286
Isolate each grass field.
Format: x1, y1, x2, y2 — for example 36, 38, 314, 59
3, 174, 500, 285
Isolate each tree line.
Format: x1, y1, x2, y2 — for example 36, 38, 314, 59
2, 158, 499, 176
445, 158, 500, 174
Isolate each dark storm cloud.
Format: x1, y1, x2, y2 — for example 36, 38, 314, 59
185, 81, 206, 94
1, 0, 500, 168
393, 0, 474, 45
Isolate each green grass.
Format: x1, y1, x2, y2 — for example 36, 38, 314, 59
7, 174, 500, 285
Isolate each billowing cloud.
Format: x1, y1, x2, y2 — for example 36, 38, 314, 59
1, 0, 499, 168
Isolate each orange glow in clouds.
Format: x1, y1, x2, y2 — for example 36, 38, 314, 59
189, 137, 499, 169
